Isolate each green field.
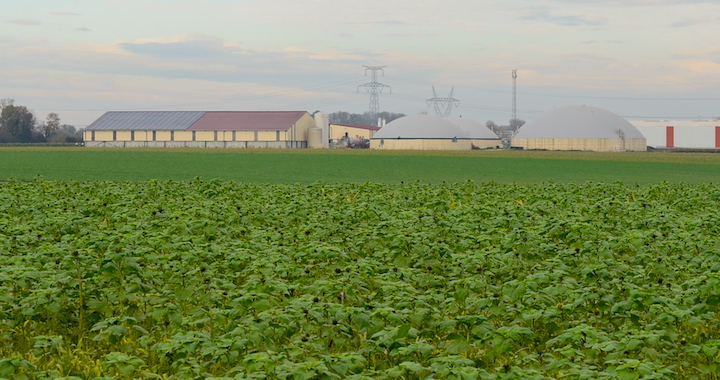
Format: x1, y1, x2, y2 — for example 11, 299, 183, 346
1, 148, 719, 183
2, 180, 720, 379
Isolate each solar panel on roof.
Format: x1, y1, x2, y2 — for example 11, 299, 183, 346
86, 111, 206, 131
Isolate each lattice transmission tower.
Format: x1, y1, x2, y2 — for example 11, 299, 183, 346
426, 87, 460, 117
357, 66, 391, 123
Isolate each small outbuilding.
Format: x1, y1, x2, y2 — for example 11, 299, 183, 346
511, 105, 646, 151
370, 114, 500, 150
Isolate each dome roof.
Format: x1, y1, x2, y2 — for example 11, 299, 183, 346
514, 105, 645, 139
372, 115, 466, 139
445, 117, 500, 139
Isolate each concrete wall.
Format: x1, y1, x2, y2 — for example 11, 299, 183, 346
85, 141, 307, 148
471, 139, 503, 149
511, 138, 647, 152
370, 138, 479, 150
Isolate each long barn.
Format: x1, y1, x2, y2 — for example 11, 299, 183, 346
84, 111, 315, 148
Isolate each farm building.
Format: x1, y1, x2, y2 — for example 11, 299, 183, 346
84, 111, 315, 148
511, 105, 646, 152
330, 123, 380, 140
370, 114, 501, 150
630, 120, 720, 149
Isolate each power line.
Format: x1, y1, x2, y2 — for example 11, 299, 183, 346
49, 76, 365, 112
385, 74, 720, 101
512, 69, 517, 120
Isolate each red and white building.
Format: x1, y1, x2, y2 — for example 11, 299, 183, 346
631, 120, 720, 149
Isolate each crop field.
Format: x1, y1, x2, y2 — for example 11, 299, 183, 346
2, 179, 720, 379
1, 148, 720, 183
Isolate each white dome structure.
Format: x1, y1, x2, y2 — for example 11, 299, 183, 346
371, 114, 501, 150
511, 105, 646, 151
445, 117, 501, 139
373, 115, 464, 139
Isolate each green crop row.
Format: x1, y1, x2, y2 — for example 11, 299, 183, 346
1, 179, 720, 379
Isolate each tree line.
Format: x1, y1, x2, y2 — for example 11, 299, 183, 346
0, 99, 82, 143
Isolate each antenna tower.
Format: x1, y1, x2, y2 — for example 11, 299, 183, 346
511, 69, 517, 120
426, 86, 460, 117
357, 66, 391, 123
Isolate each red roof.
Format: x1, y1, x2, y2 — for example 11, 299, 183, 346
188, 111, 309, 131
330, 123, 381, 130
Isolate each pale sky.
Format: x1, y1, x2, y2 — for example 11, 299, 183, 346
2, 0, 719, 127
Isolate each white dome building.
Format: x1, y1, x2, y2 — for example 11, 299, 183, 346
370, 114, 500, 150
511, 105, 646, 151
446, 117, 502, 148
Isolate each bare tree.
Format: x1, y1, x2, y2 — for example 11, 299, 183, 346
42, 112, 61, 140
508, 118, 525, 130
0, 98, 14, 109
486, 120, 498, 131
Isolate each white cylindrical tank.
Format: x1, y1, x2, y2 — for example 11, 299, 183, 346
307, 127, 323, 149
314, 112, 329, 148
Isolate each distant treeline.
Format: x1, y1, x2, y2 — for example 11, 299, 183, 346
328, 111, 405, 126
0, 98, 82, 143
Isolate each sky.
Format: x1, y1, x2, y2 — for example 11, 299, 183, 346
2, 0, 719, 127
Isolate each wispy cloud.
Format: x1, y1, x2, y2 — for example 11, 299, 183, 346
369, 20, 406, 26
75, 27, 91, 32
519, 7, 606, 27
580, 40, 625, 44
50, 12, 80, 16
6, 19, 42, 25
118, 34, 230, 58
348, 20, 407, 26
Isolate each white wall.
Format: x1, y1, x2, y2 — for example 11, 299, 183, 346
631, 120, 720, 148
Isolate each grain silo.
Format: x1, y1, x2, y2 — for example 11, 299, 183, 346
511, 105, 646, 151
369, 114, 473, 150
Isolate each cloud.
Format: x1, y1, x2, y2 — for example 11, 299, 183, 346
117, 34, 232, 58
6, 19, 42, 25
554, 0, 716, 4
75, 27, 91, 32
50, 12, 80, 16
368, 20, 407, 26
580, 40, 625, 44
519, 7, 605, 27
